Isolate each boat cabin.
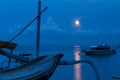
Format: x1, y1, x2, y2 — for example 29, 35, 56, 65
90, 44, 110, 50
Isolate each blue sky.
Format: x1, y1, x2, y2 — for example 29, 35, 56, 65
0, 0, 120, 45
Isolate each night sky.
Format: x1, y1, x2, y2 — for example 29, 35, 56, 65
0, 0, 120, 45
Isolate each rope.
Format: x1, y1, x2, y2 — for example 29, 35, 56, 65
9, 7, 48, 42
9, 16, 38, 42
59, 60, 100, 80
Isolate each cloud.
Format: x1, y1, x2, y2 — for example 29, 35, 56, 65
6, 17, 65, 40
73, 26, 120, 37
9, 25, 22, 34
41, 17, 64, 33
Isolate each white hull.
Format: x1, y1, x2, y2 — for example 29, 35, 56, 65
0, 54, 63, 80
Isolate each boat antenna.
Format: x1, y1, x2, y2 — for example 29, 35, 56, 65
36, 0, 41, 57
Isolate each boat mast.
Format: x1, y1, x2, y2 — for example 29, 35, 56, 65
36, 0, 41, 57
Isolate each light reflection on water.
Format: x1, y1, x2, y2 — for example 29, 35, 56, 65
74, 45, 81, 80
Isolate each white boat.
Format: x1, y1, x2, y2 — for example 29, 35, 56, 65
82, 44, 116, 56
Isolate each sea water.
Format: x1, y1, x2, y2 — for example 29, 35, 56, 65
1, 44, 120, 80
40, 44, 120, 80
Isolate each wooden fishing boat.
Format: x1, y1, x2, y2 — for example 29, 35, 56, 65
0, 1, 63, 80
0, 52, 63, 80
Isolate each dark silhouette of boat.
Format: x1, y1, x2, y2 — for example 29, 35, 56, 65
0, 46, 63, 80
82, 44, 116, 56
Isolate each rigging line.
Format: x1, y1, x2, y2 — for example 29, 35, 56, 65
9, 6, 48, 42
9, 16, 38, 42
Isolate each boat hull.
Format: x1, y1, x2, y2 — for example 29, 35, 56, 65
82, 50, 116, 56
0, 54, 63, 80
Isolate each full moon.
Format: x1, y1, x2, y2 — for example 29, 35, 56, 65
74, 19, 80, 27
75, 20, 80, 25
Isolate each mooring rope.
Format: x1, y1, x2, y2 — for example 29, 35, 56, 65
59, 60, 100, 80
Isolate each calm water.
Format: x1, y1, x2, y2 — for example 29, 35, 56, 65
39, 44, 120, 80
1, 44, 120, 80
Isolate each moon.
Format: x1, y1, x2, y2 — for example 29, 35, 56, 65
75, 20, 80, 25
74, 19, 80, 27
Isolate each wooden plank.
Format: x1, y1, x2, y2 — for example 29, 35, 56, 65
0, 41, 17, 50
0, 50, 30, 63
